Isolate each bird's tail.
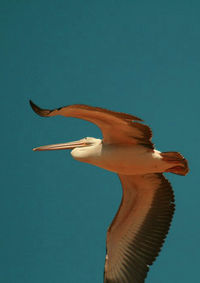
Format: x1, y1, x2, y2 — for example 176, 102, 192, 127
161, 152, 189, 176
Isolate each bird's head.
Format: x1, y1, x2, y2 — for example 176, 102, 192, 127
32, 137, 101, 152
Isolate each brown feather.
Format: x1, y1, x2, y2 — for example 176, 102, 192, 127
104, 173, 175, 283
29, 100, 154, 149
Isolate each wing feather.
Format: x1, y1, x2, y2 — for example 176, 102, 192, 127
104, 173, 175, 283
29, 101, 153, 148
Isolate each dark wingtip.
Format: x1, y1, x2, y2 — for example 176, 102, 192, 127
29, 100, 51, 117
29, 100, 41, 115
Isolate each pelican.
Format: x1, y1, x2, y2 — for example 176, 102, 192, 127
30, 100, 189, 283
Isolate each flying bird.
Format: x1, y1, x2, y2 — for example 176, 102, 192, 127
30, 100, 189, 283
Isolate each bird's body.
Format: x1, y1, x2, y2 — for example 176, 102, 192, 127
71, 139, 169, 175
30, 101, 189, 283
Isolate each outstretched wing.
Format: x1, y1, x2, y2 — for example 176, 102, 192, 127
104, 173, 175, 283
29, 101, 153, 149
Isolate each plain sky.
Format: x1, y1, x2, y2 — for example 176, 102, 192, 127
1, 1, 199, 282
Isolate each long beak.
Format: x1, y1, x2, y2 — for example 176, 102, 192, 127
33, 139, 87, 151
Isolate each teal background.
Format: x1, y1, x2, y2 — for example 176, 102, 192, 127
1, 1, 199, 282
